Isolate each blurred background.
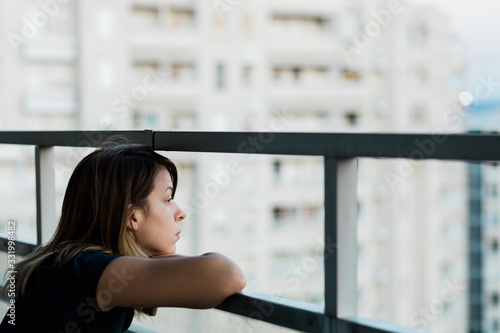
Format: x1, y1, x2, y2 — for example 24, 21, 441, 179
1, 0, 500, 332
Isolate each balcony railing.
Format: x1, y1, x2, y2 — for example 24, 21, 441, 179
1, 130, 497, 332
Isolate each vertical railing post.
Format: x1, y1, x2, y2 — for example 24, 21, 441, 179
35, 146, 56, 245
324, 157, 358, 332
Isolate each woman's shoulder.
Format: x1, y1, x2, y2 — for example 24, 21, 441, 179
70, 248, 123, 269
41, 247, 123, 276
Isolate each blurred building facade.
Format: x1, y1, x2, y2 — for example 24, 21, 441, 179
0, 0, 470, 332
466, 104, 500, 333
468, 160, 500, 333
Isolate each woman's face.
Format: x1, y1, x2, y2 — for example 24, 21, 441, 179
132, 167, 186, 255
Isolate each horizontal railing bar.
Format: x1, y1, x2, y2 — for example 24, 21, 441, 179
154, 131, 500, 160
337, 316, 431, 333
1, 130, 500, 160
216, 290, 428, 333
216, 290, 324, 333
0, 235, 37, 257
0, 130, 152, 147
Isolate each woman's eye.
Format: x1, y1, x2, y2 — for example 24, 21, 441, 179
166, 198, 173, 204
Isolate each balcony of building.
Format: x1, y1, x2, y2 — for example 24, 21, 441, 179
0, 130, 496, 332
128, 3, 198, 48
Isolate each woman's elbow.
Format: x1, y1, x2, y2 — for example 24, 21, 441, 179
203, 252, 247, 297
219, 261, 246, 297
231, 268, 247, 294
206, 252, 246, 295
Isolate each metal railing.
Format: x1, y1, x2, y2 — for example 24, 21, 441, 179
1, 130, 498, 332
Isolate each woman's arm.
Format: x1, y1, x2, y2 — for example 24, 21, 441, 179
96, 252, 246, 311
151, 253, 187, 259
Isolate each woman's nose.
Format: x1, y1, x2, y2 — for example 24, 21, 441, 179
176, 204, 187, 222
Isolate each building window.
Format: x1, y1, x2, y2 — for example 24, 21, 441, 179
273, 68, 282, 81
242, 66, 252, 86
271, 14, 331, 37
272, 207, 297, 228
98, 6, 114, 38
412, 106, 426, 123
344, 112, 358, 126
491, 292, 499, 306
25, 64, 74, 90
241, 15, 252, 37
168, 8, 195, 30
269, 252, 300, 278
213, 212, 229, 236
493, 319, 500, 332
216, 63, 225, 89
213, 16, 225, 36
493, 212, 499, 226
272, 66, 331, 85
492, 240, 499, 253
131, 6, 195, 30
132, 60, 160, 82
133, 112, 159, 129
342, 70, 360, 83
303, 206, 321, 224
170, 63, 196, 82
409, 23, 428, 46
488, 184, 499, 198
99, 61, 115, 88
170, 111, 197, 130
272, 160, 281, 183
36, 3, 74, 34
131, 6, 159, 28
292, 67, 302, 81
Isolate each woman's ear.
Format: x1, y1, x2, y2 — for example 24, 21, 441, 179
128, 205, 143, 231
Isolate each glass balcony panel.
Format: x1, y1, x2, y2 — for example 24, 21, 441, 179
0, 145, 37, 244
131, 307, 301, 333
357, 158, 468, 333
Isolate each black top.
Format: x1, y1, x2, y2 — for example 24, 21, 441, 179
0, 250, 134, 332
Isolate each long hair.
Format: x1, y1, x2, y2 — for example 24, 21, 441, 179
2, 139, 178, 316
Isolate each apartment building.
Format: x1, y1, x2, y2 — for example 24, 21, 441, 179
466, 104, 500, 333
468, 161, 500, 333
0, 0, 468, 332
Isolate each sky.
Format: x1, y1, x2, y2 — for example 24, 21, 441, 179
410, 0, 500, 95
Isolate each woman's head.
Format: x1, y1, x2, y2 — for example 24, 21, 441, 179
50, 143, 185, 257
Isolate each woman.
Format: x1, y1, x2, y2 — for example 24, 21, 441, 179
0, 142, 246, 332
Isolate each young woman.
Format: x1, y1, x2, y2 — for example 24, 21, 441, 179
0, 142, 246, 332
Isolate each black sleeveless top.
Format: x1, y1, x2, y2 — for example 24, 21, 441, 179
0, 250, 134, 332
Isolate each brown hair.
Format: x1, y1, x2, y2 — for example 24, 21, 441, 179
2, 140, 177, 316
